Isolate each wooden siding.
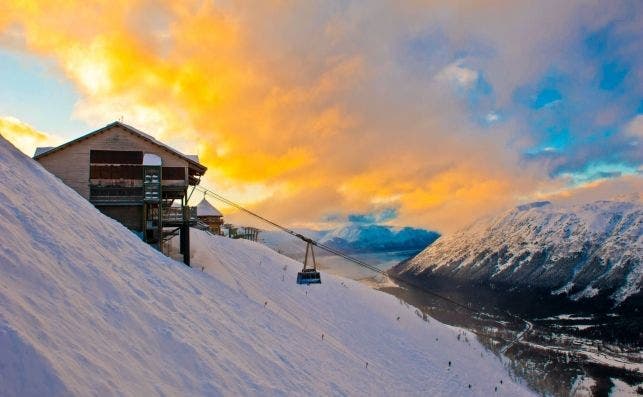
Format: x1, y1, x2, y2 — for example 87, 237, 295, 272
96, 205, 143, 231
90, 165, 144, 179
36, 125, 189, 199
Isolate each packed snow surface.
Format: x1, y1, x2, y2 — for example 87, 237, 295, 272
0, 136, 532, 396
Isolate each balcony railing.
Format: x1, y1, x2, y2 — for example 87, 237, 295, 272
90, 186, 144, 202
163, 206, 198, 223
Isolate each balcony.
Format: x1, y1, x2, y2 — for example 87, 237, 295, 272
90, 186, 144, 205
162, 206, 198, 226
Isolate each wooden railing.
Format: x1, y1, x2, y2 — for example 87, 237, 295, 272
163, 206, 198, 223
90, 186, 143, 202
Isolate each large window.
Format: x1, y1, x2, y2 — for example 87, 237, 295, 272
90, 150, 143, 164
162, 167, 186, 180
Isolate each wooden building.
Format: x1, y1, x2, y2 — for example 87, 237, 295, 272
196, 198, 224, 234
222, 224, 260, 242
34, 121, 207, 265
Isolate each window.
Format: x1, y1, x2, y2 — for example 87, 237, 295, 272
90, 150, 143, 164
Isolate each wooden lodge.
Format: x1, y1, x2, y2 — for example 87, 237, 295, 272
34, 121, 207, 265
196, 198, 224, 234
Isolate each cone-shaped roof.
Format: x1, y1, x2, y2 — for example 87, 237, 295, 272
197, 198, 223, 217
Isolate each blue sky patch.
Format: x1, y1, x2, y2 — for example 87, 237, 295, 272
0, 49, 87, 137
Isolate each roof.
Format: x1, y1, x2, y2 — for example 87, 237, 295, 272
196, 198, 223, 217
34, 147, 54, 156
33, 121, 207, 174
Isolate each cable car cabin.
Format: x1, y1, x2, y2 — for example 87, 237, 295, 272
297, 241, 321, 285
33, 121, 207, 266
297, 269, 321, 284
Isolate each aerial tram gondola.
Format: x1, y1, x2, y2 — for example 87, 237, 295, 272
296, 236, 321, 285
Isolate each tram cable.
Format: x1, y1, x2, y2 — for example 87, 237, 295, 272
191, 185, 573, 362
195, 185, 493, 316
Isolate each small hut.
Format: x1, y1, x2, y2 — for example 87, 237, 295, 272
196, 198, 224, 234
222, 224, 260, 242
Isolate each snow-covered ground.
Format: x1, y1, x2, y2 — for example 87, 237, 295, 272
0, 135, 533, 396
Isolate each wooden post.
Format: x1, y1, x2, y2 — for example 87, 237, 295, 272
179, 200, 185, 255
157, 202, 163, 252
179, 225, 185, 254
142, 203, 148, 243
182, 191, 190, 266
157, 166, 163, 252
183, 224, 190, 266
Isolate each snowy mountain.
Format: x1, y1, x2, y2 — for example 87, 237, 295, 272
320, 224, 440, 253
0, 135, 532, 396
261, 224, 439, 257
392, 199, 642, 310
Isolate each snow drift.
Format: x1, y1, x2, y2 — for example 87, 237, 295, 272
0, 135, 532, 396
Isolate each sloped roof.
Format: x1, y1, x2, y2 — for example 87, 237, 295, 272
33, 121, 207, 173
186, 154, 200, 163
34, 147, 54, 156
197, 198, 223, 217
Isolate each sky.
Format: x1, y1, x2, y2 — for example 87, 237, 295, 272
0, 0, 641, 233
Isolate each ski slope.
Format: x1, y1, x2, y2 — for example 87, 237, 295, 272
0, 135, 532, 396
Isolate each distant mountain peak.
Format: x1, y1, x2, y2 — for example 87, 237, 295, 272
261, 223, 440, 256
319, 223, 440, 253
392, 199, 642, 309
515, 201, 551, 211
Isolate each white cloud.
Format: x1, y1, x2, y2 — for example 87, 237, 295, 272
436, 60, 478, 88
485, 111, 500, 123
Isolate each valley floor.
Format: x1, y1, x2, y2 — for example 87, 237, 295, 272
378, 283, 643, 397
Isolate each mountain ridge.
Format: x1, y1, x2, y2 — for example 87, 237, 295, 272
391, 199, 642, 310
261, 224, 439, 257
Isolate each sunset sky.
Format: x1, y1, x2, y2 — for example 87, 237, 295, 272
0, 1, 641, 233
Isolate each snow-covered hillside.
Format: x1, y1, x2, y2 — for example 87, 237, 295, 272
0, 135, 532, 396
393, 200, 642, 307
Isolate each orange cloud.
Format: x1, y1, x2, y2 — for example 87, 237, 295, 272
0, 116, 58, 155
1, 1, 639, 233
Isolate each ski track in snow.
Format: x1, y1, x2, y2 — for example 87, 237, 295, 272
0, 135, 533, 396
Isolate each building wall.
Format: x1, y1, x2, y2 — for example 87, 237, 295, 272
36, 125, 189, 199
199, 215, 224, 234
97, 205, 144, 232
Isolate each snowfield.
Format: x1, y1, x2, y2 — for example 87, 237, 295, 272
0, 136, 532, 396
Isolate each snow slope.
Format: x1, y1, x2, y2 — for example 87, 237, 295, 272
394, 200, 642, 306
0, 135, 532, 396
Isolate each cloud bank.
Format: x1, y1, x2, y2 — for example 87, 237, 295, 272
1, 1, 640, 233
